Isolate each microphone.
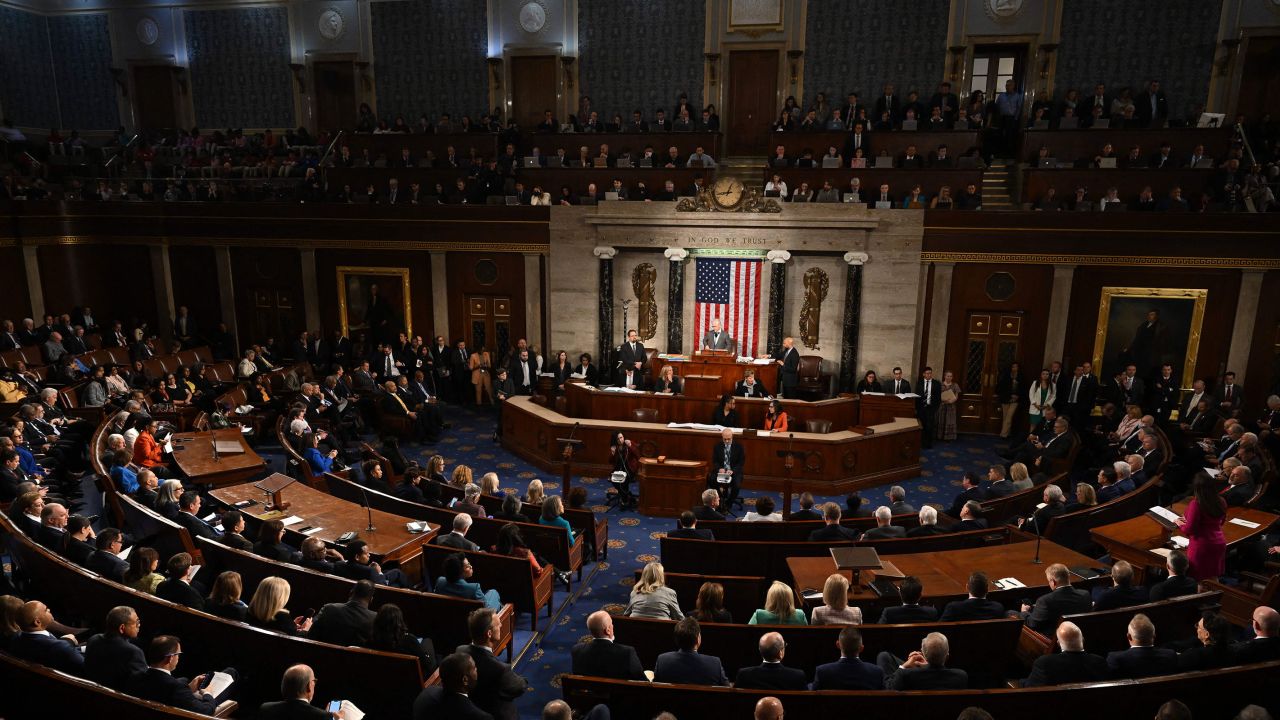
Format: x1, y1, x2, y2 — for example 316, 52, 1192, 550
356, 481, 376, 532
1031, 512, 1043, 565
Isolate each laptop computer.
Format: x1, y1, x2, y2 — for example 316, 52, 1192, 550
791, 194, 810, 203
546, 156, 564, 167
874, 200, 893, 209
604, 191, 620, 201
850, 158, 867, 168
900, 120, 918, 131
1193, 158, 1214, 169
1091, 119, 1111, 129
763, 189, 780, 198
1075, 200, 1094, 211
485, 195, 505, 205
821, 157, 841, 168
1098, 157, 1117, 169
1038, 157, 1057, 168
874, 156, 895, 168
634, 157, 652, 168
504, 196, 519, 205
592, 157, 608, 168
843, 193, 862, 203
1058, 117, 1079, 129
522, 157, 540, 168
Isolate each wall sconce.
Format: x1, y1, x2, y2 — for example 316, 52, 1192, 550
786, 50, 803, 87
1037, 43, 1058, 80
110, 67, 128, 97
947, 45, 967, 82
704, 53, 721, 87
289, 63, 307, 94
560, 55, 576, 90
1216, 38, 1241, 77
487, 57, 503, 89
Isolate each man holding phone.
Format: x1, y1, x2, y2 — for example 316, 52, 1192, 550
258, 663, 346, 718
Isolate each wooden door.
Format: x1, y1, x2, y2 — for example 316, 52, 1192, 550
245, 287, 301, 348
133, 66, 179, 131
466, 295, 512, 359
313, 61, 357, 133
510, 55, 558, 130
1236, 37, 1280, 121
957, 311, 1024, 434
726, 50, 779, 156
968, 45, 1026, 101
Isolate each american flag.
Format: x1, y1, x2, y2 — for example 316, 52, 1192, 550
694, 257, 763, 357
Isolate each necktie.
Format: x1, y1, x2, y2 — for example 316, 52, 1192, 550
1226, 385, 1233, 399
1070, 378, 1079, 403
385, 356, 392, 376
723, 443, 731, 469
925, 382, 930, 404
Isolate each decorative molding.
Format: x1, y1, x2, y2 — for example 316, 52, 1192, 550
18, 235, 549, 254
843, 251, 869, 265
663, 247, 689, 262
592, 246, 618, 259
920, 252, 1280, 270
766, 249, 792, 264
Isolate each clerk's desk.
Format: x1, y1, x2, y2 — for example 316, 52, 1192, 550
501, 387, 922, 496
648, 352, 780, 398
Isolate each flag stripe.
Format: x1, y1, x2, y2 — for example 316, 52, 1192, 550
694, 257, 762, 357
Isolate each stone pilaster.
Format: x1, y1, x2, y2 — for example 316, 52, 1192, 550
663, 247, 688, 353
840, 252, 869, 392
594, 246, 617, 373
766, 249, 791, 355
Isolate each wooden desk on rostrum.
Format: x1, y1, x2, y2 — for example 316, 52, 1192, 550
170, 428, 267, 487
638, 458, 708, 517
649, 353, 780, 398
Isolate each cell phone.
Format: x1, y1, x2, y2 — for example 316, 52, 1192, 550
327, 700, 342, 714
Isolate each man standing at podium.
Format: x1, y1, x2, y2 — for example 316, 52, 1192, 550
707, 427, 745, 508
701, 319, 732, 352
617, 329, 647, 385
774, 337, 800, 398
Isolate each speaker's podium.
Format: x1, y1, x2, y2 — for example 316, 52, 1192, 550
638, 457, 708, 517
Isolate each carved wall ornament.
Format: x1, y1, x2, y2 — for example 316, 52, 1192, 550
518, 0, 549, 34
664, 247, 689, 262
632, 263, 658, 342
136, 17, 159, 46
799, 267, 829, 350
318, 8, 345, 40
983, 0, 1025, 22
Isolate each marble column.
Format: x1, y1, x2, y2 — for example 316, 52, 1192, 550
664, 247, 688, 353
1227, 270, 1265, 384
149, 245, 175, 341
839, 252, 869, 392
215, 247, 238, 355
300, 248, 322, 334
594, 246, 616, 370
1043, 264, 1076, 365
429, 251, 449, 339
524, 252, 544, 351
925, 262, 955, 373
766, 249, 791, 355
21, 245, 43, 319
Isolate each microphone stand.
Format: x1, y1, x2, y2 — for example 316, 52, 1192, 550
1031, 512, 1043, 565
357, 481, 376, 532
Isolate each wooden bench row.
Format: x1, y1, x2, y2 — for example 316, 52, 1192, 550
0, 651, 219, 719
431, 478, 609, 561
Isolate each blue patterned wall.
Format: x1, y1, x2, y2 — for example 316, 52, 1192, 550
1056, 0, 1221, 116
48, 14, 118, 130
803, 0, 949, 108
184, 7, 295, 129
372, 0, 489, 122
0, 6, 57, 129
579, 0, 705, 120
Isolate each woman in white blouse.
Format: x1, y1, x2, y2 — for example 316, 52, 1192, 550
742, 496, 783, 522
1028, 368, 1057, 428
764, 174, 788, 198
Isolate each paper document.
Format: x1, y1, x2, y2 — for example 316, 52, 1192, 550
119, 544, 133, 561
1170, 536, 1190, 549
1204, 467, 1221, 478
860, 391, 885, 396
1229, 517, 1262, 529
1148, 506, 1181, 524
757, 430, 771, 437
1151, 548, 1173, 558
204, 670, 235, 698
281, 515, 306, 526
751, 358, 772, 365
301, 526, 324, 535
896, 393, 920, 399
995, 577, 1026, 589
338, 701, 365, 720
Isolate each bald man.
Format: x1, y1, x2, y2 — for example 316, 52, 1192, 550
755, 697, 785, 720
258, 663, 337, 719
571, 611, 644, 680
9, 600, 84, 675
1232, 607, 1280, 663
735, 631, 807, 690
773, 337, 800, 397
1024, 621, 1108, 686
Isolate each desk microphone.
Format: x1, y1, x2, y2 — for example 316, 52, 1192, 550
1031, 514, 1043, 565
356, 481, 376, 533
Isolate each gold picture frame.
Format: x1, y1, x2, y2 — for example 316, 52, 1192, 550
1091, 286, 1208, 385
336, 266, 412, 340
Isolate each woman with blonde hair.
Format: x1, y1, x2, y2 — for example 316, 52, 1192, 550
479, 472, 501, 496
451, 464, 473, 488
1067, 482, 1098, 512
248, 576, 310, 636
624, 562, 683, 620
426, 455, 447, 484
1009, 462, 1032, 490
811, 573, 862, 625
525, 478, 545, 505
748, 580, 808, 625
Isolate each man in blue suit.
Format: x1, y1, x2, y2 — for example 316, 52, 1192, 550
811, 626, 884, 690
9, 600, 84, 676
653, 617, 729, 686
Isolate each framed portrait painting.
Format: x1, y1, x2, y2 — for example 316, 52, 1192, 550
1091, 287, 1207, 385
336, 266, 412, 344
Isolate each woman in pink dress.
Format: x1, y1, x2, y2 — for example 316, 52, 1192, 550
1178, 473, 1227, 580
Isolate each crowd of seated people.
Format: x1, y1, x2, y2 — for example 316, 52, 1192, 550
763, 172, 982, 208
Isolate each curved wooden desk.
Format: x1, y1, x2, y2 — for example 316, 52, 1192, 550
169, 427, 267, 487
500, 393, 921, 495
648, 354, 780, 398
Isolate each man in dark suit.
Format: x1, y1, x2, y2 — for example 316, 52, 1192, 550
928, 82, 960, 122
308, 580, 377, 647
948, 500, 989, 532
9, 600, 85, 675
790, 492, 823, 520
127, 635, 237, 714
412, 653, 492, 720
707, 427, 745, 507
1033, 417, 1074, 474
258, 664, 335, 720
175, 491, 223, 542
1093, 560, 1149, 610
887, 366, 912, 395
1107, 613, 1177, 678
508, 349, 538, 395
862, 506, 906, 540
1231, 607, 1280, 664
906, 507, 949, 537
379, 380, 441, 441
84, 606, 148, 691
1024, 621, 1109, 686
1135, 79, 1169, 127
1223, 466, 1256, 507
1149, 550, 1199, 601
947, 472, 989, 518
571, 611, 645, 680
87, 528, 130, 582
669, 510, 715, 540
1136, 432, 1164, 475
1022, 563, 1093, 635
808, 502, 860, 542
773, 336, 800, 398
1061, 365, 1098, 429
877, 577, 938, 624
692, 489, 727, 521
616, 329, 647, 385
434, 513, 482, 552
734, 632, 808, 690
653, 617, 729, 686
155, 552, 206, 611
939, 572, 1006, 621
62, 515, 97, 566
456, 608, 527, 720
840, 93, 865, 129
811, 626, 885, 690
878, 631, 968, 690
874, 83, 901, 124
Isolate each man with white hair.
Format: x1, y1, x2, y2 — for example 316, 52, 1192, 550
907, 506, 947, 536
701, 318, 732, 351
1223, 465, 1256, 507
1112, 460, 1136, 492
571, 610, 644, 680
1021, 484, 1066, 534
456, 483, 485, 518
433, 513, 480, 551
886, 485, 915, 514
734, 631, 807, 690
1106, 613, 1176, 678
1024, 621, 1108, 686
878, 631, 968, 690
1126, 453, 1147, 483
862, 506, 906, 539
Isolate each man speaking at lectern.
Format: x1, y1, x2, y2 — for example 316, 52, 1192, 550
701, 319, 733, 352
707, 427, 745, 508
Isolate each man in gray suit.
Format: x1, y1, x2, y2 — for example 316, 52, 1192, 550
701, 319, 733, 352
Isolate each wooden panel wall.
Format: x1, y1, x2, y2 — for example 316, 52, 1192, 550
228, 247, 304, 349
445, 252, 526, 352
1243, 270, 1280, 417
0, 248, 31, 319
36, 244, 156, 327
943, 263, 1056, 375
314, 249, 434, 340
168, 245, 222, 330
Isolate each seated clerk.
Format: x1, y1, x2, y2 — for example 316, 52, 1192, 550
712, 395, 740, 427
763, 400, 789, 432
572, 353, 598, 386
736, 370, 769, 398
616, 363, 646, 391
653, 365, 683, 394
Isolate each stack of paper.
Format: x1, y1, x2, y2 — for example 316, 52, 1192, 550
204, 670, 234, 697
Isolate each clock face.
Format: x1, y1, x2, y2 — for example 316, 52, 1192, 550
711, 177, 745, 210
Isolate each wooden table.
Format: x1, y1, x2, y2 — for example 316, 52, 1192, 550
638, 458, 708, 517
649, 354, 780, 398
210, 476, 436, 581
1090, 502, 1278, 582
170, 428, 267, 487
562, 382, 870, 429
786, 536, 1107, 607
